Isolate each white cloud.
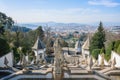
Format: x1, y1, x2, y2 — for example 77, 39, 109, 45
5, 8, 101, 23
0, 6, 119, 24
88, 0, 120, 7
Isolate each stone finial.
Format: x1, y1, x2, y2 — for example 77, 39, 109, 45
4, 57, 9, 67
100, 53, 104, 69
32, 36, 45, 50
87, 56, 93, 71
111, 57, 116, 69
76, 59, 79, 67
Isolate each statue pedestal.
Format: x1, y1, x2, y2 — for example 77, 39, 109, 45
22, 68, 29, 73
111, 65, 116, 70
53, 71, 63, 80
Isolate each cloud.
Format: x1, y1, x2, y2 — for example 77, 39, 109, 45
88, 0, 120, 7
1, 7, 119, 24
7, 8, 101, 23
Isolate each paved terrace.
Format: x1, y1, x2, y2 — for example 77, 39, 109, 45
1, 68, 52, 80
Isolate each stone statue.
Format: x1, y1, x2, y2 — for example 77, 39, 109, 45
87, 56, 93, 71
111, 57, 116, 69
4, 57, 9, 68
100, 53, 104, 69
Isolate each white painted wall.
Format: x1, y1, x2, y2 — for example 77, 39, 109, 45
34, 49, 44, 56
82, 49, 90, 58
98, 54, 109, 66
33, 49, 46, 62
111, 51, 120, 67
0, 52, 13, 67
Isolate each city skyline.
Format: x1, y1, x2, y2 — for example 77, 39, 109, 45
0, 0, 120, 25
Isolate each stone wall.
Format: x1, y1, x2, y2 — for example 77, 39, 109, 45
111, 51, 120, 67
98, 54, 109, 66
64, 52, 79, 63
0, 51, 13, 67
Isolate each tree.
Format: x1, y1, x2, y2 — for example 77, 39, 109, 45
5, 17, 14, 29
92, 49, 101, 59
12, 47, 20, 64
0, 23, 5, 35
4, 30, 13, 43
43, 26, 51, 42
113, 40, 120, 52
0, 38, 10, 57
0, 12, 14, 35
117, 44, 120, 54
44, 27, 52, 55
21, 47, 27, 55
106, 43, 113, 55
13, 31, 20, 48
90, 22, 105, 53
105, 42, 113, 61
0, 12, 14, 62
28, 30, 36, 45
36, 26, 44, 41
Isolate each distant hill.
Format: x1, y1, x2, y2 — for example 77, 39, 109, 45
11, 25, 32, 32
11, 22, 119, 33
17, 22, 97, 32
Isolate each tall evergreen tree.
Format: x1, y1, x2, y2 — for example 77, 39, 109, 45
0, 12, 14, 30
0, 12, 14, 56
90, 22, 105, 54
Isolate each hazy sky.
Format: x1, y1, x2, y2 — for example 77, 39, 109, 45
0, 0, 120, 24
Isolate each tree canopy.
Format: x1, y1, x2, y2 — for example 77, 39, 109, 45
117, 44, 120, 54
92, 49, 101, 59
0, 38, 10, 57
90, 22, 105, 54
0, 12, 14, 35
0, 12, 14, 57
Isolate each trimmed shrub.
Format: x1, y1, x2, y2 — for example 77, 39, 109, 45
12, 47, 20, 63
117, 44, 120, 54
92, 49, 101, 59
113, 40, 120, 52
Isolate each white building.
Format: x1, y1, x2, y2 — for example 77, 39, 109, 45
32, 37, 46, 62
0, 51, 14, 67
82, 36, 90, 58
